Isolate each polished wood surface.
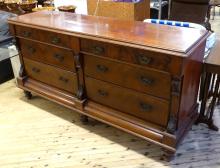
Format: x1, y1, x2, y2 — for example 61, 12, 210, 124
9, 11, 208, 158
20, 38, 76, 72
80, 39, 183, 75
84, 55, 171, 99
24, 58, 78, 94
8, 11, 208, 54
15, 25, 79, 50
85, 77, 169, 127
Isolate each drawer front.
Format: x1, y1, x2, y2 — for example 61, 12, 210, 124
23, 58, 77, 94
16, 25, 78, 49
84, 55, 171, 99
80, 39, 182, 74
85, 77, 169, 127
20, 38, 76, 72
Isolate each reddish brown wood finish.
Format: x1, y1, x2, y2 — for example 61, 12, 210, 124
84, 54, 171, 99
9, 11, 207, 53
19, 38, 76, 72
23, 58, 78, 94
80, 39, 183, 76
85, 77, 170, 126
15, 25, 79, 50
8, 11, 209, 157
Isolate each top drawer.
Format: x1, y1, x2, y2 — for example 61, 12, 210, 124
80, 39, 182, 75
15, 25, 79, 49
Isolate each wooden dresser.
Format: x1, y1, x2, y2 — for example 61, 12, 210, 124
8, 11, 209, 158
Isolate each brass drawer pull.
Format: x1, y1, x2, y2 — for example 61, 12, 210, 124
51, 36, 61, 44
137, 55, 152, 65
59, 76, 69, 83
96, 64, 108, 73
140, 76, 154, 85
32, 67, 40, 73
98, 89, 108, 97
23, 31, 31, 38
139, 102, 152, 112
27, 46, 36, 54
53, 54, 64, 62
93, 46, 105, 55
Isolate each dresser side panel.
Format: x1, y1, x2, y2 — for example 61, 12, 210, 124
177, 40, 206, 138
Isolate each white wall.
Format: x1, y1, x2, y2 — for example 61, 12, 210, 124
54, 0, 87, 14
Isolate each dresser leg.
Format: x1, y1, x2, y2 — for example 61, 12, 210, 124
161, 149, 175, 161
24, 91, 32, 100
80, 115, 89, 124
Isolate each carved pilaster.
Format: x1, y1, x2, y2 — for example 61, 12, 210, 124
74, 53, 85, 100
167, 115, 178, 134
167, 76, 182, 134
171, 77, 181, 96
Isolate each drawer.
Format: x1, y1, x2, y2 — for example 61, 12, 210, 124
85, 77, 169, 127
23, 58, 78, 94
20, 38, 76, 72
80, 39, 182, 74
84, 55, 171, 99
16, 25, 78, 49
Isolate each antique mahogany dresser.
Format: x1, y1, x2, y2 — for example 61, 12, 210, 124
8, 11, 209, 158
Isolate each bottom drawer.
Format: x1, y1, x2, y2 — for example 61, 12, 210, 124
85, 77, 170, 127
23, 58, 78, 94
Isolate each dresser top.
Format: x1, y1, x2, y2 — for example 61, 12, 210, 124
8, 11, 208, 55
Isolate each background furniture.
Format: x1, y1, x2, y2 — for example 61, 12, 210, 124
209, 0, 220, 20
0, 42, 14, 84
197, 39, 220, 131
9, 11, 208, 159
87, 0, 150, 21
0, 10, 16, 84
169, 0, 211, 30
150, 0, 168, 19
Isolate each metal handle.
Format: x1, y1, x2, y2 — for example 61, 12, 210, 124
93, 46, 105, 55
137, 55, 152, 65
140, 76, 154, 85
98, 89, 108, 97
27, 46, 36, 54
32, 67, 40, 73
51, 36, 60, 44
139, 102, 152, 112
96, 65, 108, 73
59, 76, 69, 83
23, 31, 31, 37
53, 54, 64, 62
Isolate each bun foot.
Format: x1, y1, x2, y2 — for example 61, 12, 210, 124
24, 91, 32, 100
160, 149, 175, 162
80, 115, 89, 124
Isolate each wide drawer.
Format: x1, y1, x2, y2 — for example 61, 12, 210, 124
23, 58, 78, 94
20, 38, 76, 72
15, 25, 78, 49
85, 77, 169, 127
84, 55, 171, 99
80, 39, 182, 74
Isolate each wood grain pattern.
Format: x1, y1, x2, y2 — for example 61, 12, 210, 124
19, 38, 76, 72
85, 77, 170, 127
8, 11, 208, 54
23, 58, 78, 94
15, 25, 79, 50
80, 39, 183, 75
84, 54, 171, 99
